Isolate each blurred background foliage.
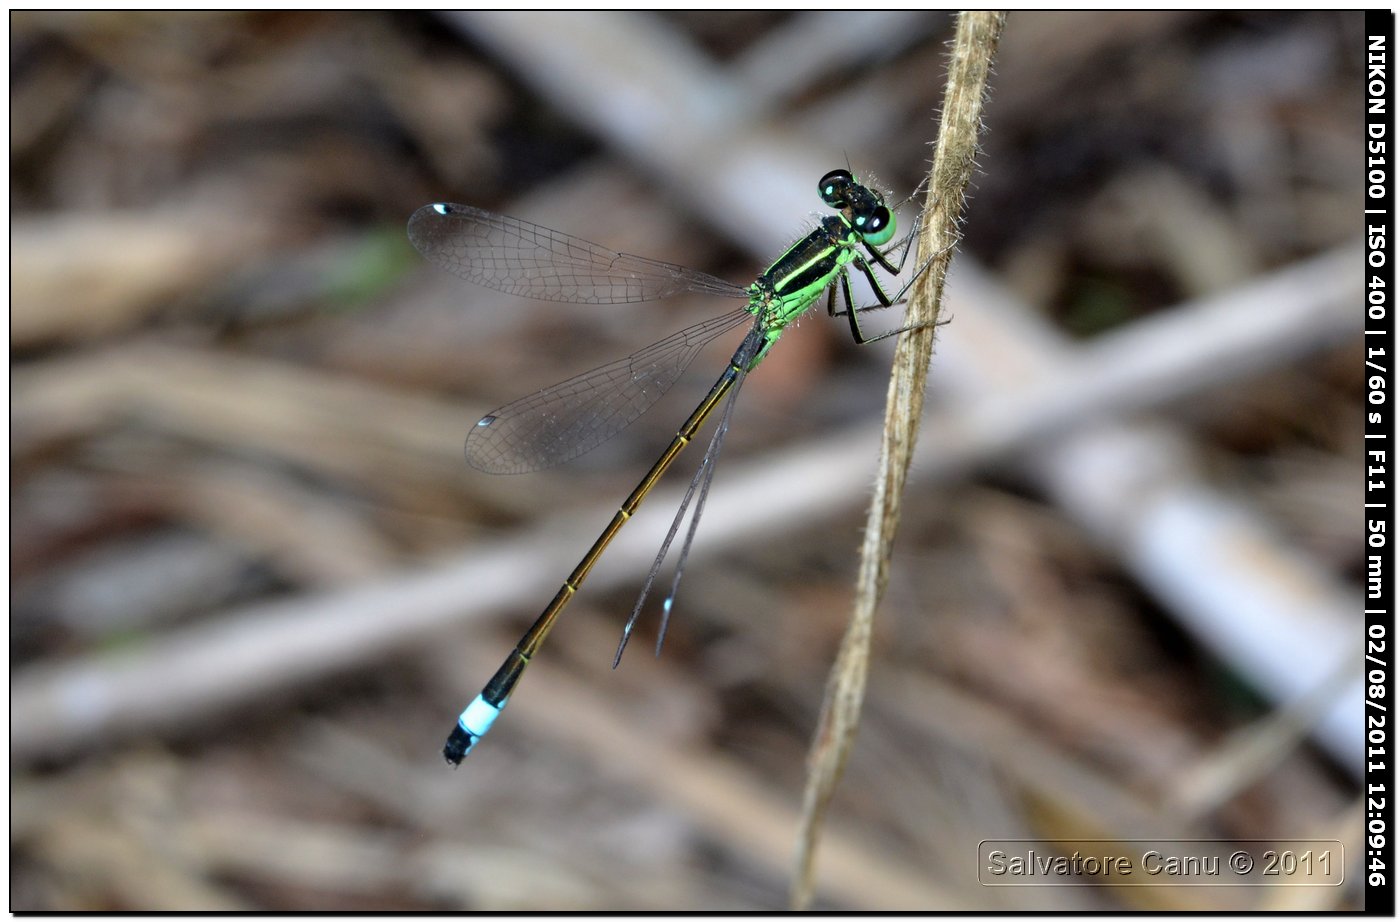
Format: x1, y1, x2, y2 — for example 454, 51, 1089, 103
11, 11, 1365, 910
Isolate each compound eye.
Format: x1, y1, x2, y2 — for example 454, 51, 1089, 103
819, 169, 853, 206
859, 205, 895, 246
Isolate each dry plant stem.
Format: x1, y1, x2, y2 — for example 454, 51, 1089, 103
791, 11, 1006, 910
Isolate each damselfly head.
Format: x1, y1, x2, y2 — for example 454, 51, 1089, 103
818, 168, 894, 246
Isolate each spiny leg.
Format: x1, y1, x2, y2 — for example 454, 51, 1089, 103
838, 244, 953, 346
828, 276, 891, 319
613, 408, 724, 668
888, 173, 931, 212
613, 379, 728, 667
839, 269, 873, 344
865, 217, 921, 274
653, 337, 755, 654
614, 330, 763, 666
861, 243, 950, 308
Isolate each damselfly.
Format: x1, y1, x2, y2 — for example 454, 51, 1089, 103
409, 169, 935, 765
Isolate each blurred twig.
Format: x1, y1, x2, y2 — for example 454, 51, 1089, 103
11, 244, 1358, 765
791, 11, 1006, 909
433, 3, 1364, 781
11, 208, 276, 347
11, 11, 1363, 911
12, 342, 470, 510
452, 10, 945, 253
1167, 656, 1360, 821
943, 253, 1364, 771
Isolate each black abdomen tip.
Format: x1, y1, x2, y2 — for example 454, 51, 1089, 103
443, 725, 473, 766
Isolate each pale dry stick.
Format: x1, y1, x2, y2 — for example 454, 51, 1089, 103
452, 10, 945, 255
1167, 656, 1360, 822
10, 245, 1355, 765
729, 11, 936, 116
20, 758, 249, 910
182, 810, 607, 909
11, 208, 275, 348
1254, 798, 1361, 912
944, 254, 1363, 772
791, 11, 1007, 910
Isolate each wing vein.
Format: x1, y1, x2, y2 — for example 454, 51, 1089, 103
465, 310, 753, 473
409, 204, 749, 304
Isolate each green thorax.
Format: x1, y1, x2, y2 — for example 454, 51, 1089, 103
750, 214, 862, 324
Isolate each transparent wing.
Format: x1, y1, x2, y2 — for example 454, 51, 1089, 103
466, 310, 754, 474
409, 204, 750, 304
